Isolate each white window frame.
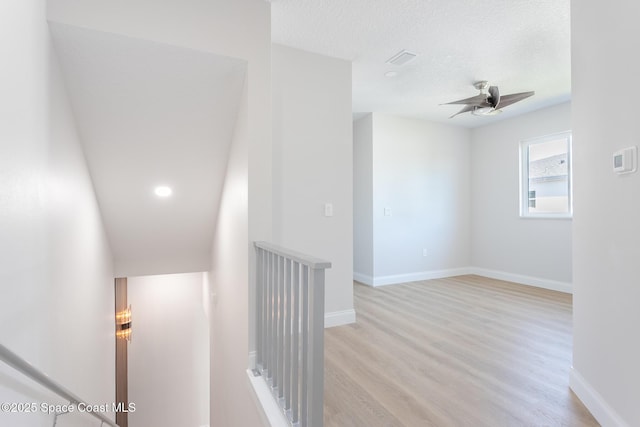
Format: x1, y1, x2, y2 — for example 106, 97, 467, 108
519, 131, 573, 219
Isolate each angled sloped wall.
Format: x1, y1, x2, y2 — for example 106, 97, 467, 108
0, 1, 115, 425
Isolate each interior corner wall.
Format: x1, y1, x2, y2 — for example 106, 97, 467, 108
353, 114, 374, 281
0, 1, 115, 425
209, 78, 263, 427
272, 44, 355, 325
469, 102, 573, 290
127, 273, 209, 427
369, 114, 471, 285
570, 2, 640, 426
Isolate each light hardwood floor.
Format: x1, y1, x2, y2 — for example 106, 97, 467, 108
324, 275, 599, 427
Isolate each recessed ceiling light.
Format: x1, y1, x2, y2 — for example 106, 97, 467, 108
154, 186, 172, 197
384, 71, 398, 78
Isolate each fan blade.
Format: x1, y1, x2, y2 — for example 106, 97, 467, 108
488, 86, 500, 108
449, 105, 477, 118
495, 91, 534, 109
442, 93, 489, 107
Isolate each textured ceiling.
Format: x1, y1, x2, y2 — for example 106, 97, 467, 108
272, 0, 571, 127
43, 1, 570, 276
50, 23, 246, 276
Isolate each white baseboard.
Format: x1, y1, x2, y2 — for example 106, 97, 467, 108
325, 309, 356, 328
569, 367, 629, 427
246, 369, 289, 427
353, 272, 374, 286
356, 267, 473, 287
355, 266, 572, 294
469, 267, 572, 294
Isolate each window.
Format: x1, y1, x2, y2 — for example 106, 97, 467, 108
520, 131, 572, 218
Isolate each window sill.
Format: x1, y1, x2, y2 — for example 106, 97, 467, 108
519, 214, 573, 220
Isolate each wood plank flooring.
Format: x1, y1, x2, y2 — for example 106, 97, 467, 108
324, 275, 599, 427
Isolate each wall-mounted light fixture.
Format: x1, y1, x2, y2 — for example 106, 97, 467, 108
116, 305, 132, 341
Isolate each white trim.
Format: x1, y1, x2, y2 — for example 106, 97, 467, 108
324, 309, 356, 328
367, 267, 473, 287
355, 266, 572, 293
519, 130, 573, 218
353, 271, 374, 286
469, 267, 572, 294
246, 369, 290, 427
248, 351, 257, 370
519, 214, 573, 220
569, 367, 630, 427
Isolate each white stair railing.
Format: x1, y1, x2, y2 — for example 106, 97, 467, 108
254, 242, 330, 427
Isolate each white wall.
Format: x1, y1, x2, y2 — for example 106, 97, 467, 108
128, 273, 209, 427
570, 2, 640, 426
355, 107, 572, 290
358, 114, 471, 285
470, 102, 573, 291
353, 114, 374, 279
0, 1, 115, 425
209, 80, 266, 426
47, 3, 273, 426
272, 45, 355, 326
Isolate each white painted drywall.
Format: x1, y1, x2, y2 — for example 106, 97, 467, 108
470, 102, 573, 287
570, 2, 640, 426
0, 1, 115, 425
272, 44, 355, 324
209, 80, 265, 427
353, 114, 374, 280
127, 273, 209, 427
370, 114, 471, 281
46, 0, 274, 255
48, 23, 248, 278
354, 107, 573, 290
202, 4, 271, 425
48, 2, 273, 426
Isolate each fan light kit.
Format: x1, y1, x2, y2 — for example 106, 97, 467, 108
443, 81, 534, 118
472, 106, 501, 116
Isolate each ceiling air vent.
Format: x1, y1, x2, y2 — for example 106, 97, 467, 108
386, 50, 417, 66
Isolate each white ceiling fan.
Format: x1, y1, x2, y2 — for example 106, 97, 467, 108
443, 81, 534, 118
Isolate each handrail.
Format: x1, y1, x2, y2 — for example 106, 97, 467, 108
254, 241, 330, 427
254, 241, 331, 270
0, 342, 119, 427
